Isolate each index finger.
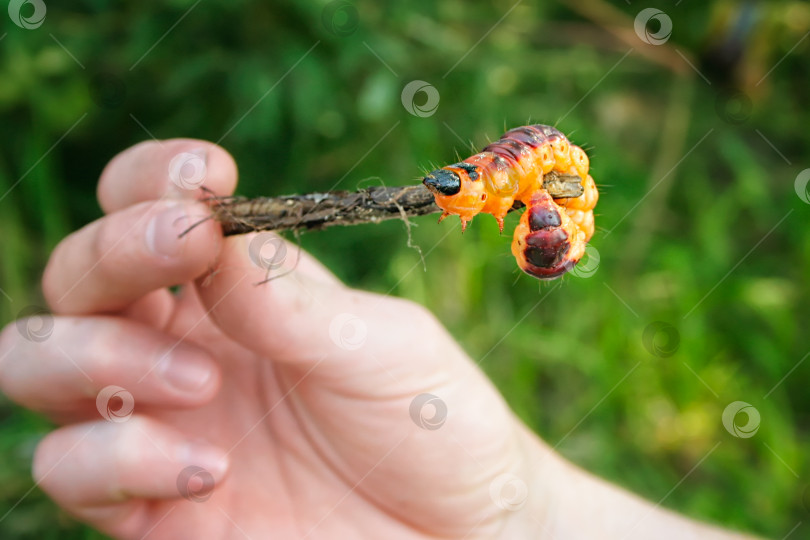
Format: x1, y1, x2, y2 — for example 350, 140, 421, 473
97, 139, 238, 213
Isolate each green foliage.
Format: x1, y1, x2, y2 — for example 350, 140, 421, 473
1, 0, 809, 537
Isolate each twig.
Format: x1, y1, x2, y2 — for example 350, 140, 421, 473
205, 172, 584, 236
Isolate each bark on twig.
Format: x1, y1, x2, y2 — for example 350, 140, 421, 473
207, 172, 584, 236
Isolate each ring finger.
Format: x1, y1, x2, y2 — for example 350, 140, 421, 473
0, 315, 220, 420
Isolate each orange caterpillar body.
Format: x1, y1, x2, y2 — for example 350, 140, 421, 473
422, 125, 598, 280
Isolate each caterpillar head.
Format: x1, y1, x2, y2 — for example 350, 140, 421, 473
423, 165, 487, 229
423, 169, 461, 196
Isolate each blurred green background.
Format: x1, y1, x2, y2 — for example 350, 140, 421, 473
1, 0, 808, 538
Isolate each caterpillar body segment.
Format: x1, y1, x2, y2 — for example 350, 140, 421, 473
422, 124, 597, 280
512, 191, 585, 279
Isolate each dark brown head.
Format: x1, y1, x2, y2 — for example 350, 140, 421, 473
423, 169, 461, 196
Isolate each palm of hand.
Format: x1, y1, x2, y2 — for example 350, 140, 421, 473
119, 261, 528, 540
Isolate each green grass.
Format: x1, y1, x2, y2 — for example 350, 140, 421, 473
2, 1, 809, 537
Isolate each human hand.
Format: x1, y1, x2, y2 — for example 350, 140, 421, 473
0, 140, 546, 539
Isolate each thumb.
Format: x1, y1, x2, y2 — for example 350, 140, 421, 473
195, 232, 526, 532
194, 232, 472, 393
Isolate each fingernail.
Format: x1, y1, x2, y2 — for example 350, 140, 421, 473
146, 203, 189, 258
158, 349, 213, 393
176, 441, 229, 476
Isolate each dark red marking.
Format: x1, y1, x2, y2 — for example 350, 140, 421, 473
528, 204, 562, 231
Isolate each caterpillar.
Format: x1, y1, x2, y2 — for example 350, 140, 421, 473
422, 124, 598, 280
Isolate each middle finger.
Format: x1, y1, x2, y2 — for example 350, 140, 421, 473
0, 315, 220, 418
